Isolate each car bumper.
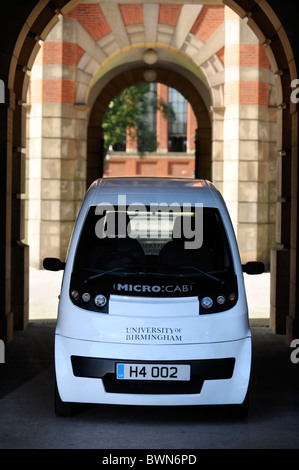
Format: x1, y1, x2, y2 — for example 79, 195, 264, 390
55, 334, 251, 406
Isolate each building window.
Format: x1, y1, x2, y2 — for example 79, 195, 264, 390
168, 87, 187, 152
138, 83, 157, 152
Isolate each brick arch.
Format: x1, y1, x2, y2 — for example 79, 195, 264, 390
0, 0, 298, 345
87, 66, 211, 186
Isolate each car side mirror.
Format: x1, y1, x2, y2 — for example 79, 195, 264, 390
242, 261, 264, 275
43, 257, 65, 271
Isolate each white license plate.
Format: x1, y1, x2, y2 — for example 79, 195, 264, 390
116, 363, 190, 381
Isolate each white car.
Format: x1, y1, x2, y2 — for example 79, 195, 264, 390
44, 178, 263, 418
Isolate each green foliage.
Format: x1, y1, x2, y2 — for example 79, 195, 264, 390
102, 83, 175, 154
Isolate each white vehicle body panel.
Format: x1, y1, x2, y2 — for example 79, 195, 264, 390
54, 178, 251, 407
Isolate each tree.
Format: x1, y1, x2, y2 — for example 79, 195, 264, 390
102, 83, 175, 155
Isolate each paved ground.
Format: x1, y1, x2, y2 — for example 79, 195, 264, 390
1, 269, 298, 450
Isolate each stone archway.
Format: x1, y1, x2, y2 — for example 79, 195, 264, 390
87, 65, 212, 186
0, 0, 298, 345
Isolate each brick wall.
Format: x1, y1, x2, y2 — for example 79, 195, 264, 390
66, 4, 111, 41
40, 42, 85, 67
225, 81, 270, 106
190, 5, 225, 42
105, 154, 195, 178
120, 4, 144, 25
158, 4, 182, 27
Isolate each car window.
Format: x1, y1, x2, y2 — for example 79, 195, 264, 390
73, 206, 233, 276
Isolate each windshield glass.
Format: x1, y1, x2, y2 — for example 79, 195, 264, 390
73, 206, 233, 277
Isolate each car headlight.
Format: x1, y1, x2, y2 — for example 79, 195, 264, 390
94, 294, 107, 308
216, 295, 226, 305
82, 292, 91, 302
201, 296, 213, 309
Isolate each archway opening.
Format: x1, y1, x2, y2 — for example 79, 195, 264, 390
1, 0, 297, 345
87, 65, 212, 187
25, 5, 277, 327
100, 82, 197, 178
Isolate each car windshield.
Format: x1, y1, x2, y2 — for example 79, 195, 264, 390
73, 206, 234, 281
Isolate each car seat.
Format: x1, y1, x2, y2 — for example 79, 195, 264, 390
158, 215, 213, 273
93, 212, 145, 270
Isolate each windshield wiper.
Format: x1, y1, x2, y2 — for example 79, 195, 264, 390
181, 266, 224, 284
144, 266, 225, 284
84, 266, 145, 282
85, 267, 126, 282
83, 265, 224, 285
156, 265, 224, 284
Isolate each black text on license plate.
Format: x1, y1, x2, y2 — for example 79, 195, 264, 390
116, 363, 190, 381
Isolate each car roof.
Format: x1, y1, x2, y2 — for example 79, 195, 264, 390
85, 177, 223, 208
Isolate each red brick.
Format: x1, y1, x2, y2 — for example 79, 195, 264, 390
190, 5, 224, 42
225, 81, 270, 106
158, 5, 182, 27
120, 4, 143, 26
240, 44, 270, 69
239, 81, 269, 106
225, 44, 270, 69
216, 46, 225, 65
31, 79, 75, 104
42, 42, 85, 67
66, 4, 111, 41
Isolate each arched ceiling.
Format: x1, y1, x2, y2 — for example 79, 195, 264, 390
8, 0, 296, 112
62, 2, 226, 108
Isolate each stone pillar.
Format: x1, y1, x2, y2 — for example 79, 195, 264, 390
221, 7, 276, 267
87, 125, 104, 187
11, 99, 29, 331
26, 19, 87, 268
286, 101, 299, 343
211, 106, 225, 192
187, 103, 196, 153
0, 89, 15, 342
1, 87, 29, 339
156, 83, 168, 153
194, 99, 212, 180
270, 101, 292, 334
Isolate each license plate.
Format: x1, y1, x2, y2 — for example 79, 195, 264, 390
116, 363, 190, 381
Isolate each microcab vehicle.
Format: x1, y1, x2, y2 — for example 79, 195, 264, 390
44, 178, 264, 418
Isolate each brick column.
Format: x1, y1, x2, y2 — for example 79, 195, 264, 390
26, 18, 87, 267
222, 7, 276, 267
156, 83, 168, 153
